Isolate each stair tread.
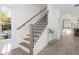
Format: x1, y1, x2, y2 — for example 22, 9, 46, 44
35, 25, 46, 27
34, 28, 44, 30
8, 47, 29, 55
34, 26, 46, 28
37, 23, 47, 24
20, 42, 30, 49
34, 30, 42, 31
24, 38, 30, 41
34, 35, 39, 37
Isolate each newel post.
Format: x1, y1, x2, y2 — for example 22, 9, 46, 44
29, 24, 34, 55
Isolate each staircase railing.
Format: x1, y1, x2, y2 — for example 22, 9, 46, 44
17, 7, 47, 30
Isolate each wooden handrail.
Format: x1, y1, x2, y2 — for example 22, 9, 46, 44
17, 7, 47, 30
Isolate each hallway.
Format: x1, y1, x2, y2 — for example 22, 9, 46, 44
38, 30, 79, 55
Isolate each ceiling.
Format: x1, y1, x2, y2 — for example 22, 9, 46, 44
50, 4, 79, 16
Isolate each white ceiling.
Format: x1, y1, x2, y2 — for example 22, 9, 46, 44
50, 4, 79, 16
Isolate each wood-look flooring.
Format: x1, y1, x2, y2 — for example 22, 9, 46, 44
38, 33, 79, 55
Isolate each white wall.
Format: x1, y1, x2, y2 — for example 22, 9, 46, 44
47, 5, 63, 42
0, 4, 47, 53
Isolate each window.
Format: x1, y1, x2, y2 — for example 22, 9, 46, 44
0, 5, 11, 40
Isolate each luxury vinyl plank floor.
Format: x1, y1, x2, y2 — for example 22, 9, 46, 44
38, 34, 79, 55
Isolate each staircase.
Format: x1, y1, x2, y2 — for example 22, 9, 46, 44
33, 15, 47, 47
7, 15, 47, 55
8, 38, 31, 55
0, 7, 48, 55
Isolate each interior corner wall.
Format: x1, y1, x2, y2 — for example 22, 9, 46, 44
47, 5, 63, 41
